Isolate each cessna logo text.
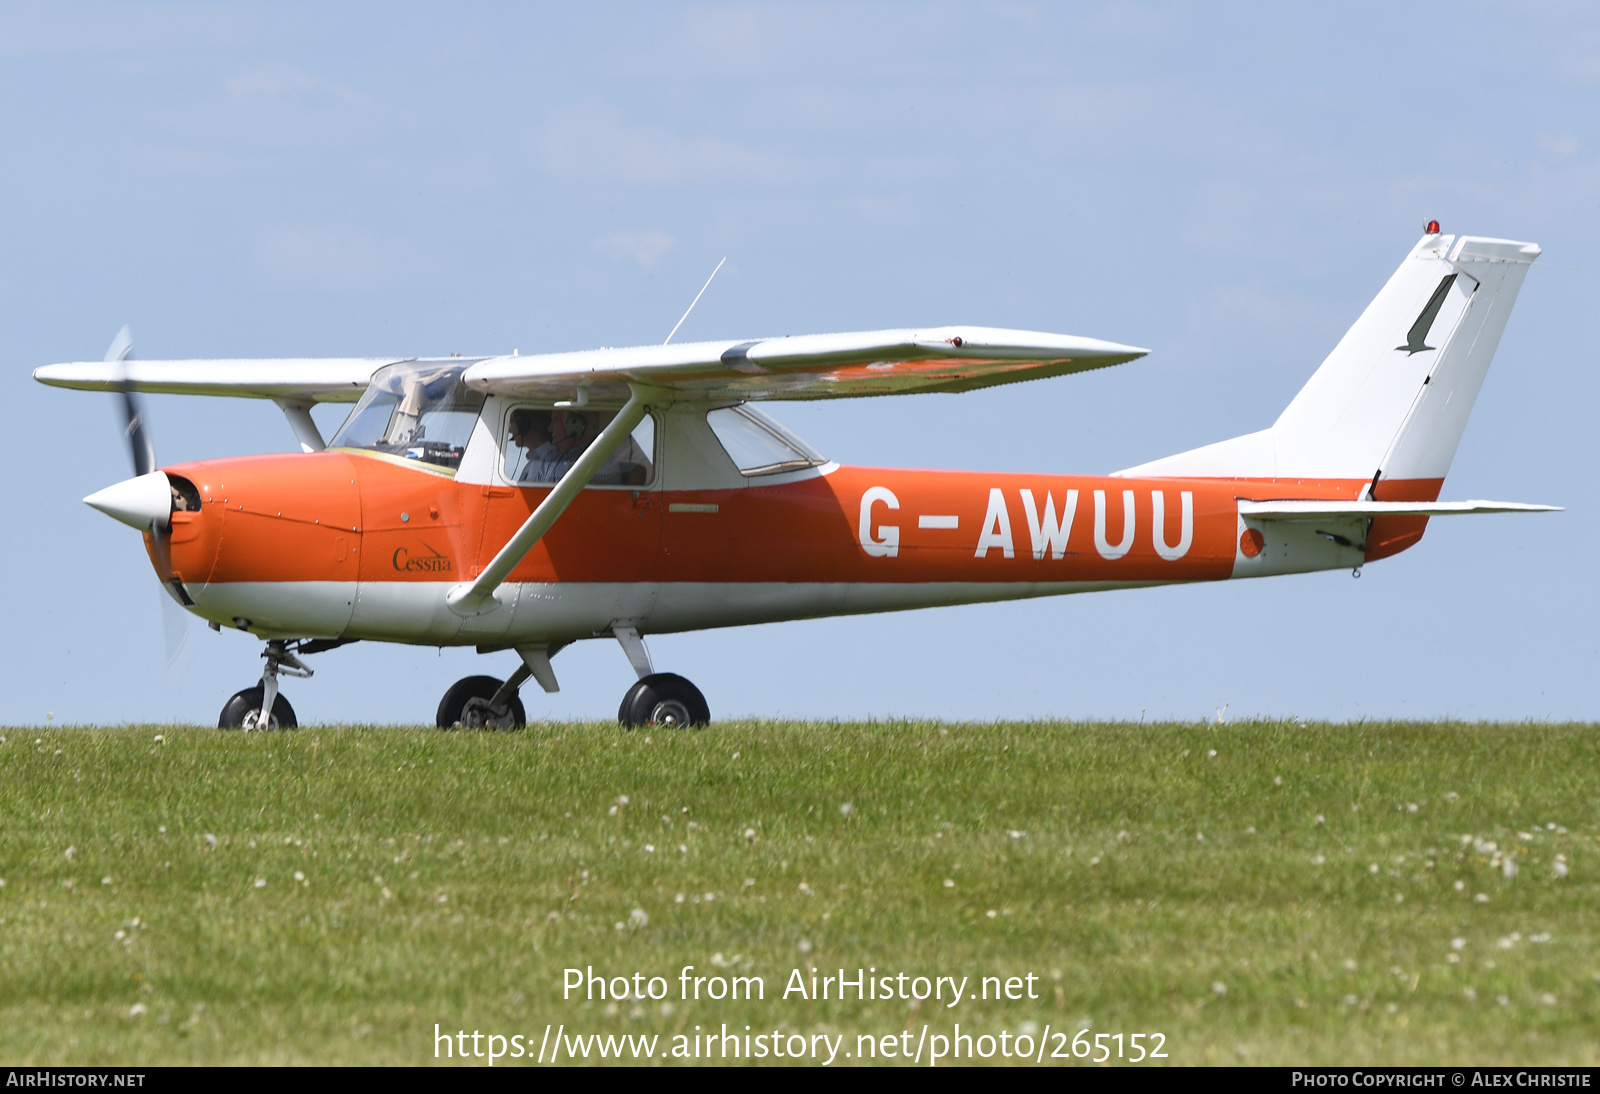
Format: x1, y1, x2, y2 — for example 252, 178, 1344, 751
393, 543, 453, 573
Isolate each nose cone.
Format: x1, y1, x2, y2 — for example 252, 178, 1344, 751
85, 471, 171, 530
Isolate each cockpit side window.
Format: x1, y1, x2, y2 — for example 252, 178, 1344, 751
329, 361, 486, 471
706, 405, 826, 476
502, 406, 655, 487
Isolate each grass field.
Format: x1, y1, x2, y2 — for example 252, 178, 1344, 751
1, 719, 1596, 1066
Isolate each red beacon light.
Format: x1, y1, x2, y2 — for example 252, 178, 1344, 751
1425, 220, 1441, 235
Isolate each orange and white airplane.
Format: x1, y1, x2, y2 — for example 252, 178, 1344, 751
35, 225, 1557, 730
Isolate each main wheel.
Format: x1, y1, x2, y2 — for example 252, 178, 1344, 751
618, 673, 709, 729
218, 687, 297, 730
436, 675, 526, 730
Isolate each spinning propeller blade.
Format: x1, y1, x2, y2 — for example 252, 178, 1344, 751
107, 326, 156, 478
97, 327, 192, 668
104, 328, 170, 573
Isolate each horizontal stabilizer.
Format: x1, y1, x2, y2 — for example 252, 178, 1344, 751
1238, 499, 1561, 521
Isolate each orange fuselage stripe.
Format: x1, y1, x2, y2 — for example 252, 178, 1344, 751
158, 452, 1433, 586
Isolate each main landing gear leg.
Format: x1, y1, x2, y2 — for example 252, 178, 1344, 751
436, 645, 564, 730
614, 626, 709, 729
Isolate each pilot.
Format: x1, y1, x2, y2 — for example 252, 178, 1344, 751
507, 408, 558, 482
526, 409, 651, 485
542, 410, 590, 481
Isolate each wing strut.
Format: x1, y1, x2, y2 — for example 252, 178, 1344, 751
445, 386, 655, 616
273, 398, 326, 452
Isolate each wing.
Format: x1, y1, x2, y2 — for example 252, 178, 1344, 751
32, 357, 418, 403
461, 326, 1147, 403
33, 325, 1146, 406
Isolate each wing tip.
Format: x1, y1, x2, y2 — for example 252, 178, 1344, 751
33, 363, 92, 389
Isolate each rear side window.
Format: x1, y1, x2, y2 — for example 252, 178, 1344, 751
706, 405, 825, 476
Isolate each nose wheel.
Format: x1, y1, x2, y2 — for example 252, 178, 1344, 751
618, 673, 709, 729
219, 687, 297, 730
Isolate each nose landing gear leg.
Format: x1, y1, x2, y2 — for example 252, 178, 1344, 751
218, 640, 310, 730
256, 640, 311, 729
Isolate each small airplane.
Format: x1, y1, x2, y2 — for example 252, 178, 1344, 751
35, 225, 1557, 730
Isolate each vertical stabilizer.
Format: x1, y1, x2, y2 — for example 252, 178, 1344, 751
1119, 231, 1541, 488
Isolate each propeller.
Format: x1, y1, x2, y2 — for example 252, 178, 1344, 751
95, 327, 193, 671
103, 327, 174, 579
107, 326, 155, 476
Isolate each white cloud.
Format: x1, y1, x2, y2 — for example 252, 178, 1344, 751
0, 3, 266, 58
254, 223, 418, 292
536, 104, 787, 185
156, 63, 400, 154
1537, 133, 1581, 159
594, 229, 676, 269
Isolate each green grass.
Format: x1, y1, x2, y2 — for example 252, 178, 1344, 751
1, 720, 1597, 1066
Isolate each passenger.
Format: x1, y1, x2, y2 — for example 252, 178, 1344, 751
585, 411, 651, 485
524, 409, 652, 485
604, 434, 651, 485
507, 408, 558, 483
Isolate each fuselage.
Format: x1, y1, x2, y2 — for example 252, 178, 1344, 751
154, 448, 1430, 647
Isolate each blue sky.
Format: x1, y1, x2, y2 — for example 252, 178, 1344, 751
5, 2, 1598, 725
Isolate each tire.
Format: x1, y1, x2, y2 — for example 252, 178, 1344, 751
618, 673, 709, 729
436, 675, 526, 730
218, 687, 297, 730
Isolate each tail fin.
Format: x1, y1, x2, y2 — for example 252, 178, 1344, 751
1120, 230, 1541, 491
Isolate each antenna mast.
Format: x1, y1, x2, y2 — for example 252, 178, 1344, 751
664, 257, 727, 345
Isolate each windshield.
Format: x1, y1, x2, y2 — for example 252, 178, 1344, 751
329, 361, 486, 471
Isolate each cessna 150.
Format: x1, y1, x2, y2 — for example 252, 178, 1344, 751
35, 226, 1556, 730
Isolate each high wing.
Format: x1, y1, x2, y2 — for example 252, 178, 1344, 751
462, 327, 1146, 402
33, 327, 1144, 405
32, 357, 422, 403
